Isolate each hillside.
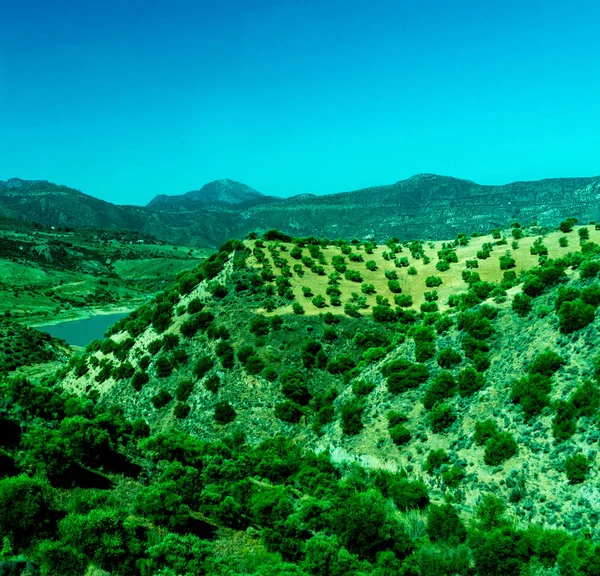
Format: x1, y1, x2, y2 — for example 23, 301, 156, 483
2, 174, 600, 249
2, 218, 596, 573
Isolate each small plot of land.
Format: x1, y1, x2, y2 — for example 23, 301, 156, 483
247, 226, 598, 315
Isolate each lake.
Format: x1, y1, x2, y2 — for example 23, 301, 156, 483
36, 312, 129, 347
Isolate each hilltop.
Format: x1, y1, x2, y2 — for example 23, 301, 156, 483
2, 174, 600, 248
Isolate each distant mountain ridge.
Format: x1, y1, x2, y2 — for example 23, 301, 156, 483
1, 174, 599, 247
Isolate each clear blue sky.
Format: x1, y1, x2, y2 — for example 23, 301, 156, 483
1, 0, 599, 205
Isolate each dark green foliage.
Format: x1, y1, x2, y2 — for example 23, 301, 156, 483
560, 217, 578, 232
499, 254, 516, 270
340, 398, 364, 435
187, 297, 204, 314
382, 358, 429, 394
174, 402, 191, 418
474, 419, 499, 445
565, 454, 589, 484
151, 389, 173, 409
180, 310, 214, 338
244, 355, 265, 375
442, 465, 466, 488
557, 299, 596, 333
426, 504, 466, 544
428, 403, 456, 433
193, 355, 214, 379
155, 355, 174, 378
280, 369, 311, 405
527, 349, 565, 377
425, 449, 450, 474
552, 400, 577, 441
327, 354, 356, 375
423, 372, 456, 410
0, 475, 56, 549
484, 432, 518, 466
512, 293, 532, 316
214, 401, 236, 424
344, 269, 363, 282
175, 378, 194, 402
131, 370, 149, 392
511, 373, 552, 418
425, 276, 443, 287
372, 305, 397, 322
437, 347, 462, 369
352, 379, 376, 396
580, 259, 600, 279
389, 424, 411, 445
570, 379, 600, 417
581, 283, 600, 306
205, 374, 220, 393
458, 367, 485, 397
275, 401, 303, 423
388, 279, 402, 293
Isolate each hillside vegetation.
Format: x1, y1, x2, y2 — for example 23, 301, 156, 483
3, 218, 600, 574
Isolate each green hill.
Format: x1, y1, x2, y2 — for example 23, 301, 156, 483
3, 218, 600, 575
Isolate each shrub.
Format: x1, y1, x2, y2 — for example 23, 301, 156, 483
390, 424, 411, 445
214, 401, 236, 424
436, 260, 451, 272
442, 465, 466, 488
274, 401, 303, 423
425, 449, 450, 474
344, 269, 363, 283
426, 504, 466, 544
528, 349, 565, 377
422, 372, 456, 410
131, 370, 149, 392
510, 373, 552, 418
465, 259, 479, 269
292, 302, 305, 315
387, 410, 409, 428
151, 389, 173, 409
559, 236, 569, 247
580, 259, 600, 279
387, 280, 402, 293
366, 260, 377, 271
437, 347, 462, 369
458, 367, 485, 397
408, 266, 417, 276
512, 293, 532, 316
174, 403, 191, 419
280, 369, 311, 405
155, 355, 174, 378
474, 419, 499, 445
499, 254, 516, 270
312, 294, 327, 308
361, 282, 376, 295
581, 283, 600, 307
565, 454, 590, 484
558, 299, 595, 333
175, 378, 194, 402
244, 355, 265, 375
484, 432, 518, 465
570, 379, 600, 417
385, 270, 398, 280
429, 403, 456, 433
560, 217, 578, 233
425, 276, 442, 288
383, 359, 429, 394
522, 275, 544, 297
420, 301, 438, 313
372, 305, 397, 323
193, 356, 214, 379
340, 398, 364, 435
352, 379, 376, 396
395, 294, 413, 307
552, 400, 577, 441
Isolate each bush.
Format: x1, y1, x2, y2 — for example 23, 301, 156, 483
151, 389, 173, 409
558, 299, 596, 333
474, 419, 499, 445
214, 401, 236, 424
175, 378, 194, 402
528, 349, 565, 377
408, 266, 417, 276
155, 355, 173, 378
458, 367, 485, 397
366, 260, 377, 271
340, 398, 364, 435
372, 305, 397, 323
344, 269, 363, 283
292, 302, 305, 315
499, 254, 516, 270
423, 372, 456, 410
565, 454, 589, 484
352, 379, 376, 396
390, 424, 411, 445
425, 449, 450, 474
383, 359, 429, 394
426, 504, 466, 544
174, 403, 191, 418
437, 347, 462, 369
312, 294, 327, 308
429, 403, 456, 433
484, 432, 518, 465
193, 355, 214, 379
425, 276, 442, 288
280, 369, 311, 405
580, 259, 600, 279
131, 370, 149, 392
512, 293, 532, 316
274, 401, 303, 423
511, 373, 552, 418
395, 294, 413, 307
387, 280, 402, 293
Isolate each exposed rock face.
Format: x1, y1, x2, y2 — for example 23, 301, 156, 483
2, 174, 599, 247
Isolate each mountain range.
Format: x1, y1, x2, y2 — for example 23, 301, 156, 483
1, 174, 599, 247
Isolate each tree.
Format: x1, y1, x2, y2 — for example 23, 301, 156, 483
428, 403, 456, 433
426, 504, 466, 544
340, 398, 364, 435
558, 299, 595, 333
437, 347, 462, 369
512, 293, 532, 316
484, 432, 518, 465
280, 369, 311, 405
425, 276, 442, 287
0, 475, 56, 549
565, 454, 589, 484
214, 401, 236, 424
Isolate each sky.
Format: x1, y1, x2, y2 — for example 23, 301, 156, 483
1, 0, 599, 205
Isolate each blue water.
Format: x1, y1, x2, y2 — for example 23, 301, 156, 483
36, 313, 128, 347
